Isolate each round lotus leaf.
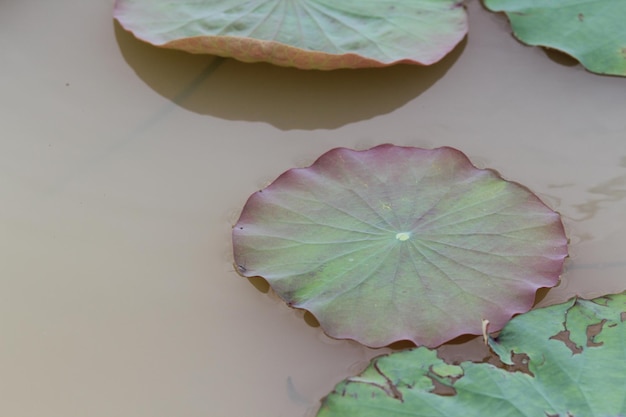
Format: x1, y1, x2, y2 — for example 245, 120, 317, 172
232, 145, 568, 347
484, 0, 626, 76
113, 0, 468, 70
317, 291, 626, 416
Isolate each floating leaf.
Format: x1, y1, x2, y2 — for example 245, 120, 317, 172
317, 291, 626, 416
483, 0, 626, 76
232, 145, 567, 347
113, 0, 468, 70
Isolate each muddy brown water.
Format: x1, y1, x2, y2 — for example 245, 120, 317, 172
2, 1, 625, 416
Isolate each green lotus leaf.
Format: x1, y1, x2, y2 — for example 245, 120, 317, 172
232, 145, 568, 347
317, 291, 626, 416
113, 0, 468, 70
483, 0, 626, 76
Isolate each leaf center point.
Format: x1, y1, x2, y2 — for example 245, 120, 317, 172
395, 232, 411, 241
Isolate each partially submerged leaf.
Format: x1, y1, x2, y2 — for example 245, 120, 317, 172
317, 291, 626, 416
232, 145, 567, 347
113, 0, 468, 69
483, 0, 626, 76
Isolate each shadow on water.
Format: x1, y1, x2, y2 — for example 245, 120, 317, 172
543, 47, 580, 68
247, 276, 271, 294
245, 278, 558, 347
247, 276, 321, 328
114, 21, 466, 130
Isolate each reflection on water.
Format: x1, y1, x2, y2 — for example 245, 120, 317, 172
572, 173, 626, 221
549, 155, 626, 246
287, 376, 314, 407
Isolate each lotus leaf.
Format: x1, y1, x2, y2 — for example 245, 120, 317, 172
113, 0, 468, 69
232, 145, 568, 347
484, 0, 626, 76
316, 291, 626, 416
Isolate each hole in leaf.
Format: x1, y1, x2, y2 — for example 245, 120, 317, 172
549, 330, 583, 355
483, 351, 534, 376
586, 319, 607, 347
509, 352, 534, 376
427, 374, 457, 396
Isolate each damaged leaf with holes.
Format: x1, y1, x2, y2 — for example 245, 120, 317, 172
233, 144, 568, 347
483, 0, 626, 76
113, 0, 467, 69
316, 291, 626, 417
